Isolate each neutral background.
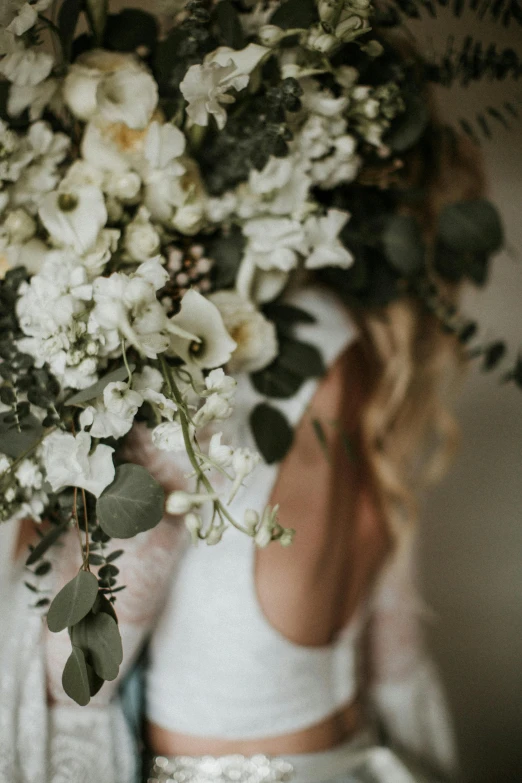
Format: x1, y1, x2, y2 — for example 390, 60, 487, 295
103, 4, 522, 779
407, 11, 522, 782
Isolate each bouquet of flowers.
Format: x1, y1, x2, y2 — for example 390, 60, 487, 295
0, 0, 516, 705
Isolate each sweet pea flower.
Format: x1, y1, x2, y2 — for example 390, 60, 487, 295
208, 432, 234, 468
42, 430, 115, 498
304, 209, 354, 269
229, 448, 260, 502
80, 382, 143, 439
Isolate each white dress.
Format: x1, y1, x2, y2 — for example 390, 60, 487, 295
0, 287, 456, 782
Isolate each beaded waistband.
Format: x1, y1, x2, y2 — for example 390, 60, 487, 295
148, 754, 295, 783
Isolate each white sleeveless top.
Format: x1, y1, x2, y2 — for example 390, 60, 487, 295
146, 286, 362, 739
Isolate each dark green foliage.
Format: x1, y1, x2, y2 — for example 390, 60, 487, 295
251, 337, 325, 399
269, 0, 319, 29
250, 403, 294, 464
382, 214, 425, 276
214, 0, 246, 49
96, 464, 165, 539
58, 0, 85, 61
208, 227, 246, 289
47, 570, 99, 633
198, 78, 303, 195
104, 9, 159, 54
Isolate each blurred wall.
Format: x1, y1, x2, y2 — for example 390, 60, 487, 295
406, 12, 522, 783
102, 3, 522, 779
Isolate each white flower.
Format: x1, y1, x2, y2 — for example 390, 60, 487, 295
104, 170, 141, 202
151, 420, 193, 452
143, 389, 178, 420
184, 511, 202, 546
204, 368, 236, 399
193, 392, 233, 428
304, 209, 354, 269
180, 44, 269, 129
132, 365, 164, 394
38, 185, 107, 254
0, 49, 53, 86
168, 289, 237, 369
242, 217, 308, 272
3, 208, 36, 243
8, 77, 58, 121
2, 1, 51, 40
244, 155, 312, 220
42, 430, 115, 497
142, 121, 186, 174
208, 432, 233, 468
124, 207, 160, 261
63, 50, 158, 129
229, 448, 260, 502
15, 459, 43, 490
165, 490, 211, 516
209, 290, 278, 373
80, 382, 143, 439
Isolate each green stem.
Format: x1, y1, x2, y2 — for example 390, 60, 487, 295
159, 357, 250, 536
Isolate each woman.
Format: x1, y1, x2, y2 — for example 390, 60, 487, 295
137, 128, 483, 782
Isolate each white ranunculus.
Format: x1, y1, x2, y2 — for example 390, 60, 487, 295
242, 216, 308, 272
124, 207, 160, 261
168, 289, 237, 370
151, 420, 193, 452
43, 430, 115, 497
304, 209, 354, 269
0, 49, 53, 86
180, 44, 269, 130
97, 67, 158, 130
64, 50, 158, 129
209, 290, 278, 373
38, 184, 107, 254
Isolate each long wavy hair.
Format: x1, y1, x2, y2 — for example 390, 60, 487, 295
354, 129, 486, 542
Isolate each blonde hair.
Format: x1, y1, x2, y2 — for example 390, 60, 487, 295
355, 129, 486, 542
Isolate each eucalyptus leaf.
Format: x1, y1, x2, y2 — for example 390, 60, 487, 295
277, 338, 326, 379
215, 0, 246, 49
209, 228, 246, 289
250, 404, 294, 464
62, 646, 91, 706
65, 364, 135, 407
270, 0, 319, 30
47, 570, 99, 634
382, 214, 425, 276
437, 200, 503, 255
384, 91, 429, 153
58, 0, 84, 60
71, 611, 123, 681
85, 0, 107, 45
0, 413, 44, 458
96, 463, 164, 539
250, 364, 303, 399
263, 303, 316, 327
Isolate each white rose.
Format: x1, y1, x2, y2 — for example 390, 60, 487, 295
209, 290, 278, 374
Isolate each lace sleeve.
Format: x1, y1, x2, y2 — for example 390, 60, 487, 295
367, 533, 458, 777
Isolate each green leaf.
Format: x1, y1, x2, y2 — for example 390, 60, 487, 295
65, 364, 135, 407
215, 0, 246, 49
250, 404, 294, 464
251, 364, 303, 399
96, 463, 164, 539
209, 228, 246, 289
85, 0, 107, 45
71, 611, 123, 681
385, 91, 429, 153
437, 200, 503, 255
277, 338, 326, 379
62, 646, 91, 706
104, 9, 159, 53
270, 0, 319, 30
26, 521, 68, 566
92, 591, 118, 622
382, 214, 425, 276
263, 303, 316, 326
58, 0, 85, 60
0, 413, 44, 458
47, 570, 99, 633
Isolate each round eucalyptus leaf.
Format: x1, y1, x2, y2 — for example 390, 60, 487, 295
250, 403, 294, 464
47, 570, 99, 633
62, 646, 91, 706
385, 91, 429, 153
71, 611, 123, 681
382, 215, 425, 277
96, 463, 165, 539
270, 0, 318, 29
437, 200, 503, 255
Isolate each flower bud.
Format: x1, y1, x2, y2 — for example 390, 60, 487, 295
244, 509, 259, 535
318, 0, 342, 24
307, 29, 337, 54
206, 521, 226, 546
185, 512, 202, 546
4, 209, 36, 243
124, 213, 161, 262
166, 490, 210, 515
258, 25, 286, 46
336, 15, 366, 40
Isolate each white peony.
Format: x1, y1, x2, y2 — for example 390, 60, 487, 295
38, 184, 107, 254
43, 430, 115, 497
304, 209, 354, 269
209, 290, 278, 373
169, 289, 237, 369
